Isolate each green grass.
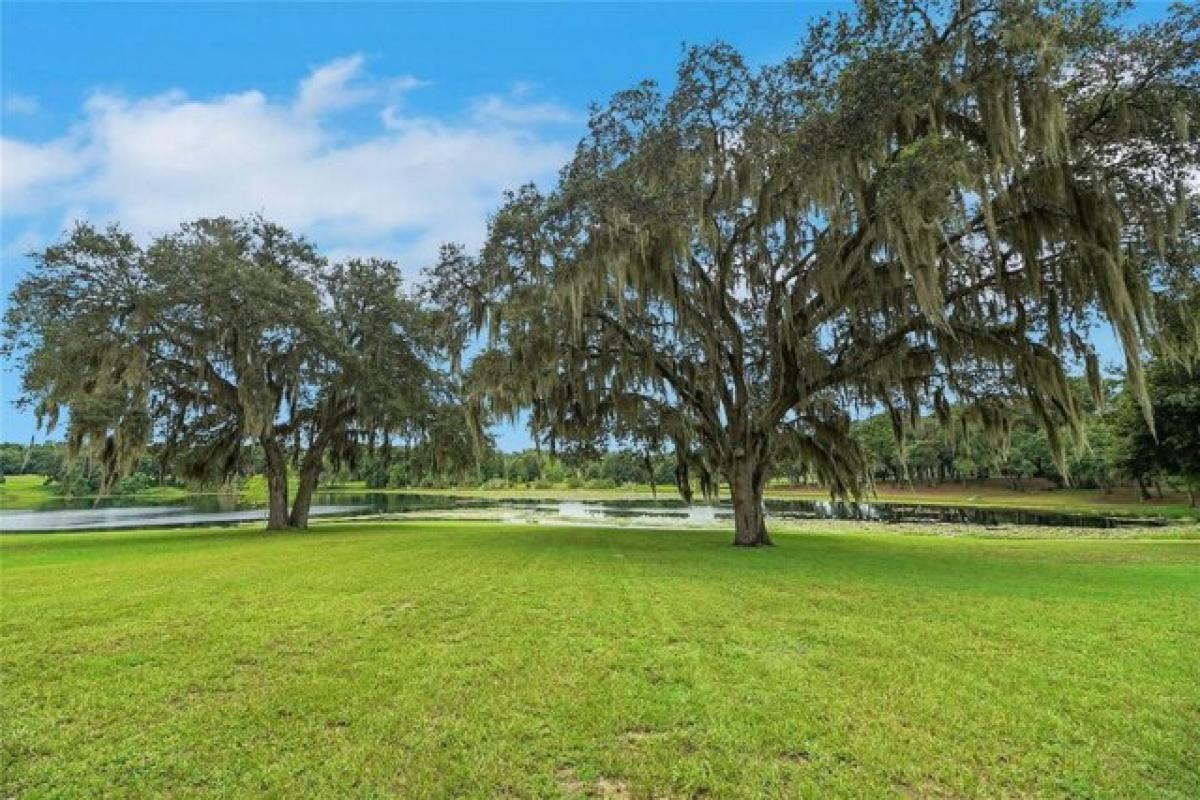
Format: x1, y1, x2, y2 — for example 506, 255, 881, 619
0, 473, 323, 511
0, 474, 194, 510
3, 521, 1198, 797
0, 474, 65, 508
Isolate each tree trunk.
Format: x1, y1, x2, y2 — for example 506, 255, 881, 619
262, 437, 290, 530
674, 457, 693, 504
289, 460, 321, 529
729, 455, 771, 547
288, 434, 329, 529
643, 452, 657, 500
1136, 476, 1151, 501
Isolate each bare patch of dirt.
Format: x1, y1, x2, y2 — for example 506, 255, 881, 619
593, 777, 631, 799
621, 726, 664, 743
895, 775, 966, 799
555, 769, 631, 799
556, 767, 585, 795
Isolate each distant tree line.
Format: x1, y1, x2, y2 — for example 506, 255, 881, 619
832, 365, 1198, 506
0, 442, 61, 479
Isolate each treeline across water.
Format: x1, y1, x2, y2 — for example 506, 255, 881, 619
8, 362, 1197, 506
858, 364, 1199, 503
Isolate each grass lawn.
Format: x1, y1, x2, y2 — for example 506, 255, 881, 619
2, 522, 1198, 797
0, 475, 69, 509
0, 474, 194, 510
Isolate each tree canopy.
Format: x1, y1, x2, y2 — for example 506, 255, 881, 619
3, 217, 440, 528
439, 0, 1199, 545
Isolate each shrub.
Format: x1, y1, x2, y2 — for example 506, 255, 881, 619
114, 472, 155, 495
55, 464, 99, 496
505, 452, 542, 483
362, 463, 389, 489
417, 475, 449, 489
600, 452, 644, 485
387, 464, 410, 488
541, 459, 569, 484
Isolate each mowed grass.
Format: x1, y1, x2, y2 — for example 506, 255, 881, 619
2, 522, 1198, 798
0, 475, 68, 509
0, 474, 194, 510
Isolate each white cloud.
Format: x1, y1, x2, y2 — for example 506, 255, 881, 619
293, 53, 424, 117
387, 75, 427, 95
0, 56, 576, 268
295, 54, 371, 116
1, 137, 90, 214
3, 93, 39, 116
471, 91, 578, 127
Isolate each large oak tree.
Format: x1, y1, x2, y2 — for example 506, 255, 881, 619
442, 0, 1198, 545
4, 217, 437, 529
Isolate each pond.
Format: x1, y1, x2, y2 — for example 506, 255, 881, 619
0, 491, 1169, 532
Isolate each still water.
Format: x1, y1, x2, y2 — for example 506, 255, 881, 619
0, 491, 1168, 532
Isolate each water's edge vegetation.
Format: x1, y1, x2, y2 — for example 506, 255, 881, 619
3, 473, 1194, 523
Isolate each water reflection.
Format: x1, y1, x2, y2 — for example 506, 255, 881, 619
0, 491, 1167, 532
0, 504, 364, 532
323, 494, 1166, 530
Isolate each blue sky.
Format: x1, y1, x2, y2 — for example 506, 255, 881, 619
0, 2, 1168, 450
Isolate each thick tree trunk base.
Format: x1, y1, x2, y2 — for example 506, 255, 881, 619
288, 465, 320, 529
262, 437, 291, 530
732, 493, 771, 546
730, 459, 772, 547
732, 513, 772, 546
732, 532, 773, 547
266, 481, 289, 530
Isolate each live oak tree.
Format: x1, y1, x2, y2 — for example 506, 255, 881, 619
3, 217, 435, 529
444, 0, 1198, 545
